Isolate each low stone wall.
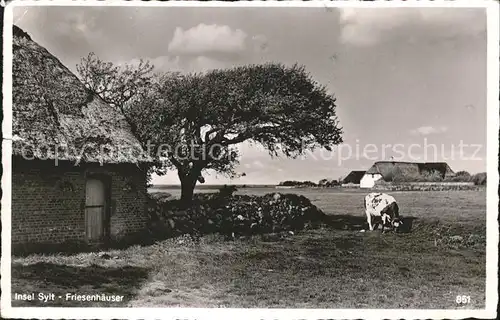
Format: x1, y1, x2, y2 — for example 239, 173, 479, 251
341, 183, 360, 188
373, 182, 479, 191
146, 192, 328, 241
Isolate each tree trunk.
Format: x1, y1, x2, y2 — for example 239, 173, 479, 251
179, 172, 198, 206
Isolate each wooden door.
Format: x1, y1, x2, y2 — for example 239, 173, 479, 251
85, 178, 108, 241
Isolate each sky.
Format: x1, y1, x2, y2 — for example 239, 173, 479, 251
12, 5, 488, 185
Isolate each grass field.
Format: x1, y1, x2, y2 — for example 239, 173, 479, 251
11, 188, 486, 308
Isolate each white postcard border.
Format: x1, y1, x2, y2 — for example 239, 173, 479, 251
1, 1, 498, 319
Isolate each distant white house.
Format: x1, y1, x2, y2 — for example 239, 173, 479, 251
341, 170, 366, 187
360, 172, 383, 188
360, 161, 455, 188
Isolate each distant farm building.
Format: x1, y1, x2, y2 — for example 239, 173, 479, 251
360, 161, 455, 188
341, 171, 366, 187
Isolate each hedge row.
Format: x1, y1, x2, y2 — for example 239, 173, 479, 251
146, 192, 328, 241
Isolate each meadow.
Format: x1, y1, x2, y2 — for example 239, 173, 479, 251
11, 188, 486, 308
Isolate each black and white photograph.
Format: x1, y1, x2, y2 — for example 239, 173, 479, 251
1, 1, 498, 319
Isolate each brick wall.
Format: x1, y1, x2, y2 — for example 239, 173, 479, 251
11, 159, 148, 247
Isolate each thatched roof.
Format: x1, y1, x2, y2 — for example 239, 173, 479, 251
418, 162, 454, 176
12, 25, 151, 164
342, 170, 365, 184
366, 161, 454, 181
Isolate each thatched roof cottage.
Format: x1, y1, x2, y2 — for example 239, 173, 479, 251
341, 170, 365, 186
11, 26, 152, 251
360, 161, 455, 188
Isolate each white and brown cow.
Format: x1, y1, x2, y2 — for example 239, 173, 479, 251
364, 193, 402, 232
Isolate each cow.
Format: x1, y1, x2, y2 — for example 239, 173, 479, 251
363, 192, 403, 232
